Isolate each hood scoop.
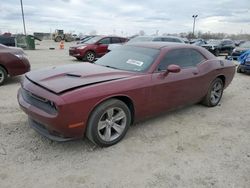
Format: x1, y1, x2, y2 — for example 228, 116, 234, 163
66, 73, 82, 78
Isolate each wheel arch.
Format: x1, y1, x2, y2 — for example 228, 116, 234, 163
85, 49, 96, 56
217, 75, 226, 87
86, 95, 135, 132
0, 64, 8, 74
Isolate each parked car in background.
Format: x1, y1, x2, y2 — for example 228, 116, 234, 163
235, 40, 245, 46
0, 44, 30, 85
237, 50, 250, 73
0, 36, 16, 47
191, 39, 207, 46
72, 34, 80, 41
69, 36, 128, 62
202, 39, 235, 56
18, 42, 235, 146
231, 41, 250, 60
128, 36, 185, 43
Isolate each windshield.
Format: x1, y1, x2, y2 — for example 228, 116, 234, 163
80, 36, 95, 43
128, 36, 154, 43
240, 41, 250, 48
95, 46, 160, 72
84, 36, 103, 44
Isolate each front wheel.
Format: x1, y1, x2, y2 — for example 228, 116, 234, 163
84, 51, 96, 62
86, 99, 131, 147
0, 66, 7, 86
202, 78, 224, 107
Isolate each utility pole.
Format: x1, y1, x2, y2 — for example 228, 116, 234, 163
192, 15, 198, 38
20, 0, 27, 36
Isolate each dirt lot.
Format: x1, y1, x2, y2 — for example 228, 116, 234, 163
0, 40, 249, 188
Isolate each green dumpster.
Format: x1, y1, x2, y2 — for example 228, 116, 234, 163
26, 35, 35, 50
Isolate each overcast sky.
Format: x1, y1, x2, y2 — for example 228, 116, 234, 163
0, 0, 249, 36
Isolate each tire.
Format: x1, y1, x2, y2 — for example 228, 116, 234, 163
84, 51, 96, 62
86, 99, 131, 147
202, 78, 224, 107
0, 66, 7, 86
237, 66, 242, 73
55, 36, 62, 42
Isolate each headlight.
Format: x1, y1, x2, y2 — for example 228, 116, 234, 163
15, 53, 28, 59
49, 101, 58, 111
76, 46, 86, 50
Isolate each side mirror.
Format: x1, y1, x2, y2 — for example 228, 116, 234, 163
162, 64, 181, 77
167, 64, 181, 73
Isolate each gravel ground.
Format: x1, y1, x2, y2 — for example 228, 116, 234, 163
0, 40, 250, 188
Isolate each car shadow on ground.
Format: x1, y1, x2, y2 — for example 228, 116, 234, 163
26, 103, 209, 154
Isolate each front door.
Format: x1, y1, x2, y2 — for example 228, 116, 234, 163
148, 48, 207, 115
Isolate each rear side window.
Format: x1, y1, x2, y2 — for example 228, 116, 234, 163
111, 37, 121, 44
153, 37, 162, 41
158, 48, 206, 71
120, 38, 127, 43
163, 38, 175, 42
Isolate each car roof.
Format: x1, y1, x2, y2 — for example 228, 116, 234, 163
125, 41, 189, 49
124, 42, 216, 59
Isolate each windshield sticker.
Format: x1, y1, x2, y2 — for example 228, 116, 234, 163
126, 59, 144, 67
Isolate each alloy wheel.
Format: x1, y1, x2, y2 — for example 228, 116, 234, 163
210, 81, 223, 105
86, 52, 95, 62
97, 107, 127, 142
0, 69, 5, 84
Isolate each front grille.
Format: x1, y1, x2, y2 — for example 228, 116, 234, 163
21, 88, 58, 115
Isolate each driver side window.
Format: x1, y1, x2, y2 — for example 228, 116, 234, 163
157, 49, 206, 71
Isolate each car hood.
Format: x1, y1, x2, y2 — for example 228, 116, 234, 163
25, 63, 135, 94
70, 44, 89, 48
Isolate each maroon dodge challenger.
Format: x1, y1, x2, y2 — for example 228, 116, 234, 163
0, 44, 30, 85
18, 42, 235, 147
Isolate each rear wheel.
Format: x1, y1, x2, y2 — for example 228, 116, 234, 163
84, 51, 96, 62
202, 78, 224, 107
86, 99, 131, 147
0, 66, 7, 86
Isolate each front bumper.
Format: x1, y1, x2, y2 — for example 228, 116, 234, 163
18, 83, 85, 141
69, 48, 84, 57
29, 118, 74, 141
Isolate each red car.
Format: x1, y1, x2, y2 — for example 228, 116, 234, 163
0, 44, 30, 85
18, 42, 235, 147
69, 36, 128, 62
